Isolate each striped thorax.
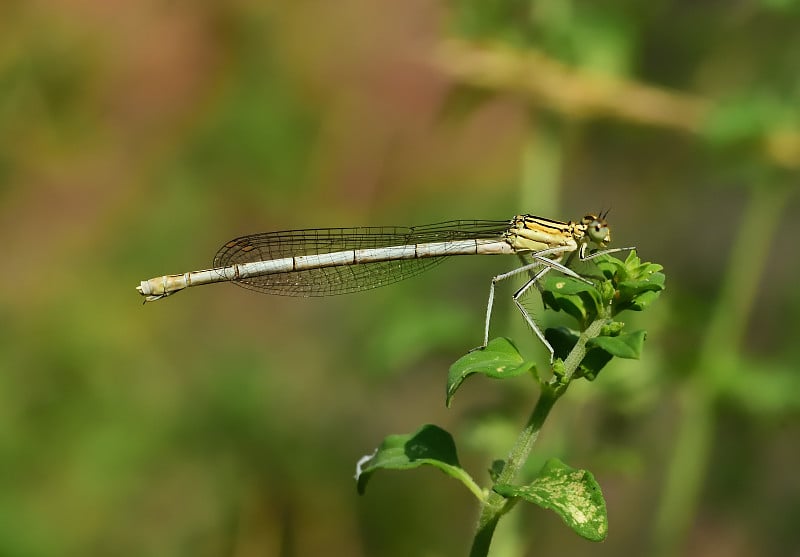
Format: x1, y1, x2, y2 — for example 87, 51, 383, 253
504, 213, 612, 255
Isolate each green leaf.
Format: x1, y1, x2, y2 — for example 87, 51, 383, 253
601, 321, 625, 336
544, 326, 579, 361
447, 338, 536, 406
598, 251, 665, 315
588, 330, 647, 359
595, 255, 627, 279
618, 276, 664, 297
544, 327, 613, 380
596, 251, 664, 283
541, 275, 603, 323
493, 458, 608, 541
539, 251, 664, 327
625, 286, 664, 311
356, 424, 483, 500
489, 459, 505, 483
617, 278, 664, 297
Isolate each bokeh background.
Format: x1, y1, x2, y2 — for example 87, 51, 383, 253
2, 1, 799, 556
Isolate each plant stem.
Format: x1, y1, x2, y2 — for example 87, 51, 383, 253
650, 184, 790, 557
468, 388, 558, 557
468, 312, 610, 557
520, 111, 563, 217
513, 111, 565, 350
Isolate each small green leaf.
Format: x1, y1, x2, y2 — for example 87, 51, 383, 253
489, 459, 505, 483
545, 292, 588, 322
637, 262, 665, 277
539, 251, 664, 328
595, 251, 665, 293
544, 327, 613, 380
447, 338, 535, 406
588, 330, 647, 359
542, 275, 598, 297
356, 424, 483, 500
595, 255, 626, 279
552, 358, 567, 378
601, 321, 625, 336
614, 278, 665, 313
544, 326, 579, 361
617, 278, 664, 299
541, 276, 603, 323
603, 252, 665, 315
627, 287, 663, 311
622, 249, 644, 268
576, 352, 613, 381
493, 458, 608, 541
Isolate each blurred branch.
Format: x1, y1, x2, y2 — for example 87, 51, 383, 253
650, 183, 792, 557
433, 39, 709, 132
764, 130, 800, 168
432, 39, 800, 168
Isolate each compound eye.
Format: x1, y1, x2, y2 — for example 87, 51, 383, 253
587, 219, 611, 244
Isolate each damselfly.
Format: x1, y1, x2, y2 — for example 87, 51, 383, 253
137, 213, 631, 360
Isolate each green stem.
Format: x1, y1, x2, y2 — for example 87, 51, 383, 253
514, 111, 565, 348
469, 312, 610, 557
651, 184, 790, 557
520, 111, 563, 216
469, 389, 558, 557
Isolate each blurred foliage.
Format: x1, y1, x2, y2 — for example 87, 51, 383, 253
1, 1, 799, 557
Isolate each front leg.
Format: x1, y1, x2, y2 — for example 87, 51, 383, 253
477, 247, 584, 350
511, 266, 556, 362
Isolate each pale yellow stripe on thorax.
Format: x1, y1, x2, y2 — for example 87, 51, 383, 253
504, 215, 584, 253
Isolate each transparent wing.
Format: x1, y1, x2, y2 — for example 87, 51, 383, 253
212, 220, 511, 296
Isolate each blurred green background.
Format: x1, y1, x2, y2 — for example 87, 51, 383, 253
2, 1, 799, 556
